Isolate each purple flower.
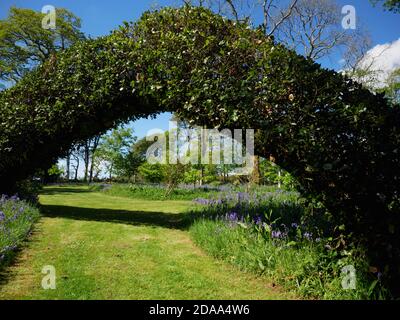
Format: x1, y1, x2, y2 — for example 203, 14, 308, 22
0, 211, 5, 222
291, 223, 299, 229
303, 232, 313, 241
10, 195, 19, 201
237, 192, 249, 202
193, 198, 208, 205
253, 216, 262, 226
228, 211, 238, 222
271, 230, 283, 239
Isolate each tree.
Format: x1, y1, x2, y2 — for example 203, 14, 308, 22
0, 7, 84, 82
118, 137, 155, 181
381, 68, 400, 104
68, 144, 83, 181
183, 0, 299, 34
371, 0, 400, 12
163, 161, 186, 196
95, 127, 136, 180
184, 168, 202, 187
260, 158, 296, 190
46, 164, 64, 183
83, 136, 101, 182
340, 30, 375, 84
138, 162, 164, 184
275, 0, 364, 60
0, 6, 85, 181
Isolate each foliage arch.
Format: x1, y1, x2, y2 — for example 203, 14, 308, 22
1, 6, 399, 288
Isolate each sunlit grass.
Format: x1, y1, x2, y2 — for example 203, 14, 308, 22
0, 186, 293, 300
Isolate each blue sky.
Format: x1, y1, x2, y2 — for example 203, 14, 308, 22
1, 0, 399, 139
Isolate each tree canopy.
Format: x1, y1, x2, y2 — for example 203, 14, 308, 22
0, 7, 84, 82
371, 0, 400, 12
0, 6, 399, 290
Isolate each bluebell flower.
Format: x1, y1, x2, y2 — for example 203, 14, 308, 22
253, 216, 262, 226
271, 230, 282, 239
303, 232, 313, 241
228, 211, 238, 222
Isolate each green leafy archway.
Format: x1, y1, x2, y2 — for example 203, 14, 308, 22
1, 7, 399, 288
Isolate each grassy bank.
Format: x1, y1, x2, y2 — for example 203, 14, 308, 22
188, 189, 387, 299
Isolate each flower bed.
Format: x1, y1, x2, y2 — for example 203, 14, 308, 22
189, 189, 387, 299
0, 195, 40, 266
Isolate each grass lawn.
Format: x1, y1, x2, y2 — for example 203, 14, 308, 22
0, 186, 293, 300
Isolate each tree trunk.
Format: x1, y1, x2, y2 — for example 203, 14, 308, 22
66, 150, 70, 181
251, 155, 261, 185
89, 136, 100, 183
74, 158, 79, 181
89, 159, 95, 183
84, 143, 89, 182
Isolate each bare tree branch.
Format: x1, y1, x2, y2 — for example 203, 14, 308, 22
266, 0, 298, 36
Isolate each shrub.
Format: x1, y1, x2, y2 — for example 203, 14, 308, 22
15, 179, 42, 204
138, 163, 165, 184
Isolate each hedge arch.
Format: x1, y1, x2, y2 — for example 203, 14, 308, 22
1, 7, 399, 288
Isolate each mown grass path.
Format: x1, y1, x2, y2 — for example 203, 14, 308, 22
0, 186, 293, 300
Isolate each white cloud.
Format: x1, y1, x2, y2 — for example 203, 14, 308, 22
358, 38, 400, 87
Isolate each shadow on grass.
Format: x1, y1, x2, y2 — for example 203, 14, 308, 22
0, 206, 195, 288
40, 204, 194, 230
0, 187, 199, 290
40, 187, 93, 195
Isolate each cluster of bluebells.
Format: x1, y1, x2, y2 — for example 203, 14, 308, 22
194, 189, 297, 207
194, 192, 257, 206
194, 190, 321, 243
0, 194, 39, 263
221, 210, 319, 242
178, 184, 233, 192
193, 198, 225, 206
